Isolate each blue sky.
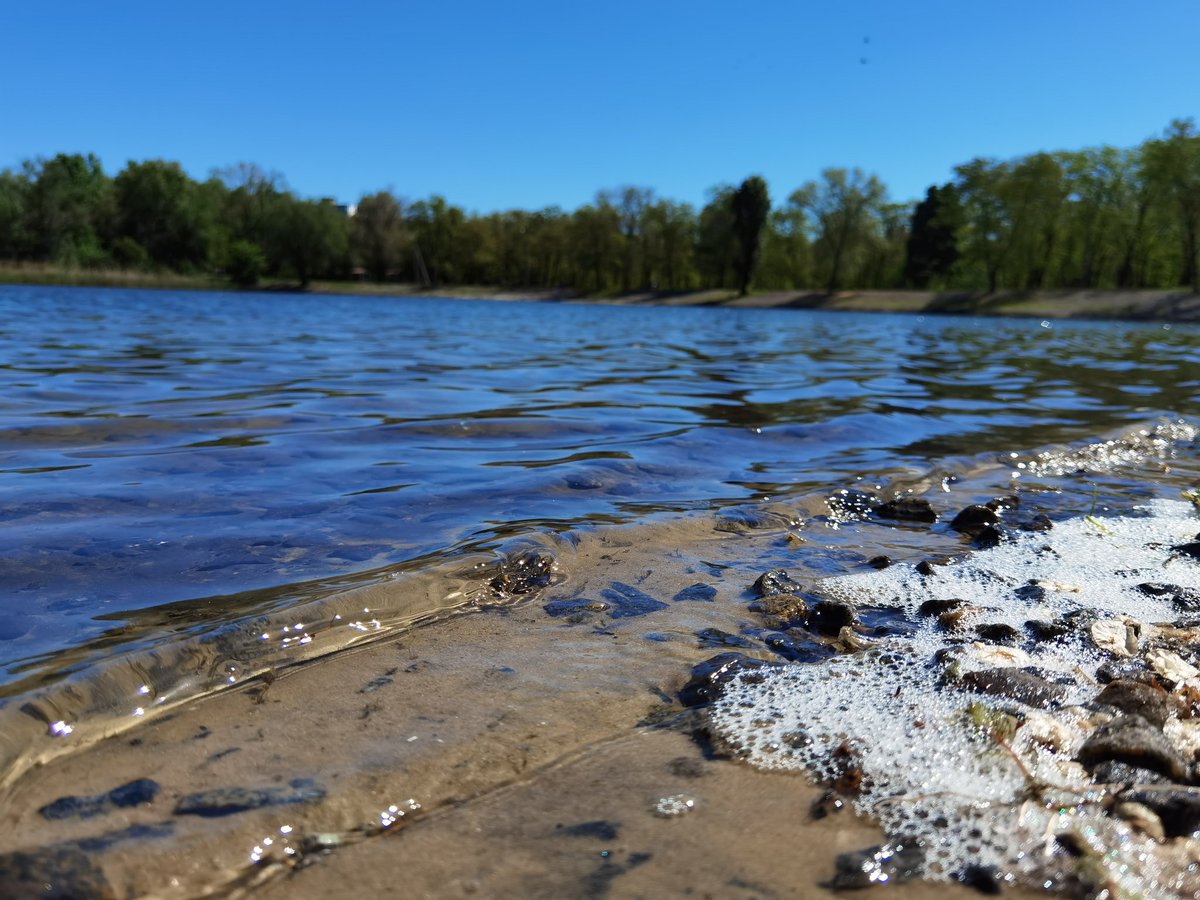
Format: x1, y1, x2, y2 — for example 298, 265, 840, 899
2, 1, 1197, 212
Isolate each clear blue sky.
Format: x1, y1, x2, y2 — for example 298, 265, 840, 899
3, 1, 1196, 212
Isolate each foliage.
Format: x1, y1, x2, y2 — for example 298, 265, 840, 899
2, 118, 1200, 295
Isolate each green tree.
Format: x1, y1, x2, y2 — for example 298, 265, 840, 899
904, 185, 960, 288
731, 176, 770, 295
113, 159, 212, 271
24, 153, 113, 266
351, 191, 406, 282
1142, 119, 1200, 291
0, 168, 31, 259
794, 168, 887, 291
696, 185, 736, 289
269, 197, 349, 287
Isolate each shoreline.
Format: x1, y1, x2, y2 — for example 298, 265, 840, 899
3, 265, 1199, 323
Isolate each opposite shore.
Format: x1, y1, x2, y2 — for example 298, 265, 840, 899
3, 264, 1199, 323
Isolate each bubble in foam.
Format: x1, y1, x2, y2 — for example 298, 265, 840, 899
710, 499, 1200, 897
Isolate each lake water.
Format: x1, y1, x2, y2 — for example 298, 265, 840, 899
1, 285, 1197, 709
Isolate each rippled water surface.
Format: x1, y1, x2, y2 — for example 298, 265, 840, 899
1, 284, 1197, 688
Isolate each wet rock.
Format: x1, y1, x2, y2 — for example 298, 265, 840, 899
1018, 514, 1054, 532
810, 789, 846, 819
858, 606, 920, 638
543, 596, 611, 619
808, 600, 858, 637
677, 653, 782, 707
1095, 657, 1151, 684
1136, 582, 1200, 610
874, 498, 937, 524
750, 593, 809, 627
975, 623, 1021, 645
915, 560, 939, 577
949, 505, 1000, 537
919, 598, 964, 617
1171, 541, 1200, 560
0, 847, 111, 900
986, 495, 1020, 511
1095, 679, 1188, 728
954, 863, 1004, 895
1025, 619, 1072, 642
761, 631, 835, 664
827, 489, 877, 520
1089, 760, 1170, 786
1076, 715, 1190, 781
972, 525, 1010, 549
489, 551, 557, 597
39, 778, 160, 820
866, 555, 892, 570
1118, 786, 1200, 837
831, 840, 924, 889
600, 582, 669, 618
959, 667, 1067, 709
175, 777, 326, 817
1013, 582, 1047, 602
752, 570, 803, 598
696, 628, 758, 650
672, 583, 716, 603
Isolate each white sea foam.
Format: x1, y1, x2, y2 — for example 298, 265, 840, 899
710, 499, 1200, 896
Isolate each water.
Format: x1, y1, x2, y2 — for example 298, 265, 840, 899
1, 284, 1197, 697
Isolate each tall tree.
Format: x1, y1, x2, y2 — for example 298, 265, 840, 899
731, 176, 770, 295
24, 153, 113, 265
113, 159, 213, 271
350, 191, 406, 282
1142, 119, 1200, 291
794, 168, 887, 291
904, 185, 960, 288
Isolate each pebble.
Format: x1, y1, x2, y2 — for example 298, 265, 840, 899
39, 778, 160, 821
949, 505, 1000, 537
175, 778, 326, 817
677, 653, 782, 707
672, 583, 717, 602
807, 600, 857, 637
0, 847, 110, 899
1076, 715, 1190, 781
832, 841, 924, 889
751, 570, 803, 597
1118, 786, 1200, 837
1095, 679, 1187, 728
959, 667, 1068, 709
874, 498, 937, 523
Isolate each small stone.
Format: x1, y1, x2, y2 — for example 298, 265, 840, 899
972, 525, 1009, 549
749, 593, 809, 626
1018, 514, 1054, 532
672, 583, 717, 603
0, 847, 111, 900
918, 598, 964, 617
866, 555, 892, 570
751, 570, 803, 598
677, 653, 782, 707
831, 841, 924, 889
39, 778, 160, 821
808, 600, 857, 637
175, 778, 326, 817
874, 498, 937, 523
954, 863, 1004, 895
949, 505, 1000, 537
1119, 786, 1200, 837
975, 623, 1021, 645
1171, 542, 1200, 559
600, 582, 669, 618
1096, 679, 1187, 728
1076, 715, 1190, 781
1090, 760, 1170, 786
1013, 582, 1047, 602
959, 667, 1067, 709
915, 560, 938, 577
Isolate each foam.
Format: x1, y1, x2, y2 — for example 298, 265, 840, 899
710, 499, 1200, 896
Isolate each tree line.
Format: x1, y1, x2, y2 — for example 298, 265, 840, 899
1, 119, 1197, 294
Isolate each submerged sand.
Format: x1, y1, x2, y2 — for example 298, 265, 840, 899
4, 424, 1198, 898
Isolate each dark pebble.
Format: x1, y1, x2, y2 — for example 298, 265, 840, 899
1090, 760, 1171, 786
175, 778, 326, 817
750, 593, 810, 626
752, 570, 803, 598
1076, 715, 1190, 781
1095, 679, 1187, 728
1013, 582, 1047, 602
1025, 619, 1072, 642
919, 598, 965, 617
0, 847, 110, 900
761, 631, 835, 664
696, 628, 758, 650
810, 789, 846, 819
955, 863, 1004, 895
600, 582, 669, 618
673, 583, 717, 603
1171, 542, 1200, 559
543, 596, 610, 619
972, 525, 1010, 549
1096, 657, 1150, 684
1135, 582, 1200, 610
866, 555, 892, 570
489, 551, 557, 597
808, 600, 857, 637
677, 653, 782, 707
915, 560, 938, 577
1118, 786, 1200, 837
959, 667, 1067, 709
975, 623, 1021, 645
358, 675, 393, 694
1019, 514, 1054, 532
39, 778, 160, 821
949, 504, 1000, 537
831, 841, 924, 890
561, 820, 620, 840
874, 498, 937, 523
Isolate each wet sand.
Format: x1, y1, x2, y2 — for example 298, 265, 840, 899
0, 472, 1051, 899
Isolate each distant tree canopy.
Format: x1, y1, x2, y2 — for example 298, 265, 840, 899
1, 119, 1199, 293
